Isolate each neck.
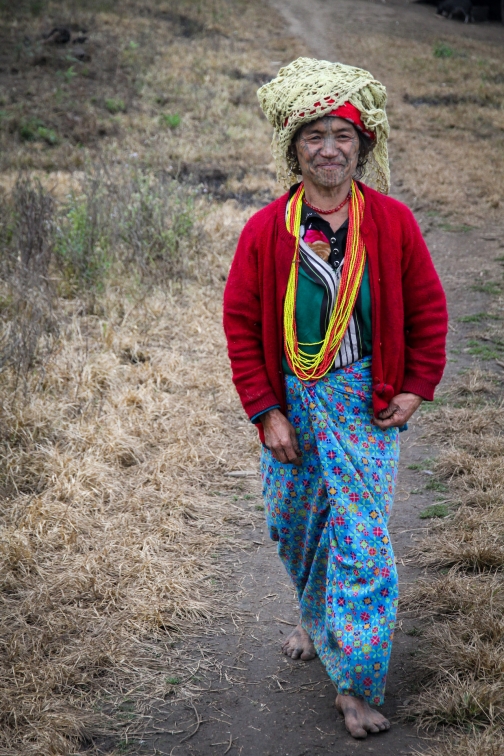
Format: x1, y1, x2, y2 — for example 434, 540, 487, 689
302, 177, 353, 211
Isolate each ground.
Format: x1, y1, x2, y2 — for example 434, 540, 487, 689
0, 1, 503, 755
137, 2, 504, 755
139, 222, 503, 756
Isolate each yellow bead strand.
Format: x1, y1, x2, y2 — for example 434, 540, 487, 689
283, 181, 367, 381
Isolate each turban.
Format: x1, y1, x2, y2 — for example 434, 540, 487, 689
257, 57, 390, 194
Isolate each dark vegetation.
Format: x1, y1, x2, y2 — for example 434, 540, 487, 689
0, 172, 196, 384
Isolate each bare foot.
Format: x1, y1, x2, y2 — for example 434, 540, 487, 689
335, 693, 390, 739
281, 624, 317, 661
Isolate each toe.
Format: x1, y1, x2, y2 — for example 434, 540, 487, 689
290, 647, 302, 659
369, 713, 390, 731
300, 649, 316, 660
367, 723, 380, 734
349, 726, 367, 739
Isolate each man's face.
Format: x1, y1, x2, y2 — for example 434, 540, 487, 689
294, 116, 360, 189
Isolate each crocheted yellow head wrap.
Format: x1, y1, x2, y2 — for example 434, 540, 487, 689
257, 57, 390, 194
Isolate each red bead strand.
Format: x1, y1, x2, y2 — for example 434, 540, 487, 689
303, 190, 351, 215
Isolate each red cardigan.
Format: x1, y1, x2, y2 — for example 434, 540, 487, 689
223, 183, 448, 443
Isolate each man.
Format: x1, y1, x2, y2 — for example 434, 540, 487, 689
223, 57, 447, 739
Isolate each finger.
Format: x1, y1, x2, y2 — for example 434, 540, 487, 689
286, 448, 302, 465
292, 437, 301, 456
373, 418, 396, 430
378, 406, 399, 420
272, 446, 289, 463
377, 410, 393, 420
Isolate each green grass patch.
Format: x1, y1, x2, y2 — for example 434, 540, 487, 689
116, 740, 137, 754
408, 458, 435, 471
471, 282, 503, 295
160, 112, 181, 129
19, 119, 58, 145
166, 677, 180, 685
438, 222, 473, 233
55, 191, 111, 293
466, 340, 503, 360
459, 312, 493, 323
62, 65, 78, 83
433, 42, 455, 59
421, 396, 447, 411
419, 503, 450, 519
425, 480, 449, 493
105, 98, 126, 114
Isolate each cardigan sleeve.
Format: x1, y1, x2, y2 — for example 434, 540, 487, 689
223, 220, 281, 420
400, 209, 448, 400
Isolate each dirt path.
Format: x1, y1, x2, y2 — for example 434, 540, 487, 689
140, 4, 504, 756
140, 218, 501, 756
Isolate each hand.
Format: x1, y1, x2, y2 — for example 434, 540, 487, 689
373, 392, 423, 430
261, 408, 302, 465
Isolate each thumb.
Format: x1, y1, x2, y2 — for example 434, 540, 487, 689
378, 402, 400, 419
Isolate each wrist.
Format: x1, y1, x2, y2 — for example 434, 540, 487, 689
261, 407, 283, 425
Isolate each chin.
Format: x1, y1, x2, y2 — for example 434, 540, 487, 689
312, 167, 350, 188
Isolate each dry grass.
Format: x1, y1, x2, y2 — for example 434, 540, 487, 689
413, 728, 504, 756
0, 201, 261, 755
0, 0, 305, 203
402, 363, 504, 752
0, 0, 302, 752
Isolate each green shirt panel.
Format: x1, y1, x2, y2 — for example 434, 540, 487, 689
282, 261, 372, 376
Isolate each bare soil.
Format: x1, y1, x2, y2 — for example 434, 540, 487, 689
138, 222, 503, 756
138, 3, 504, 756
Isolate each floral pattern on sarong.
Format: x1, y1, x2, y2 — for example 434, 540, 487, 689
261, 357, 399, 705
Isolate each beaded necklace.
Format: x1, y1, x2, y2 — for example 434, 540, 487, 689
303, 190, 351, 215
284, 180, 366, 381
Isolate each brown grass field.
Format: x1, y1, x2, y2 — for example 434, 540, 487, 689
0, 0, 503, 754
401, 364, 504, 756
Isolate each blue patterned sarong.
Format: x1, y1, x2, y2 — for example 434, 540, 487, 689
261, 357, 399, 705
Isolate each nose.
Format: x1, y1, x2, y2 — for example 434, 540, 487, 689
319, 135, 341, 157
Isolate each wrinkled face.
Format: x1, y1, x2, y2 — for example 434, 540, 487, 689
294, 116, 360, 189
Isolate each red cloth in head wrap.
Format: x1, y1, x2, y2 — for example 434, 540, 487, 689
283, 100, 375, 140
328, 102, 375, 140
